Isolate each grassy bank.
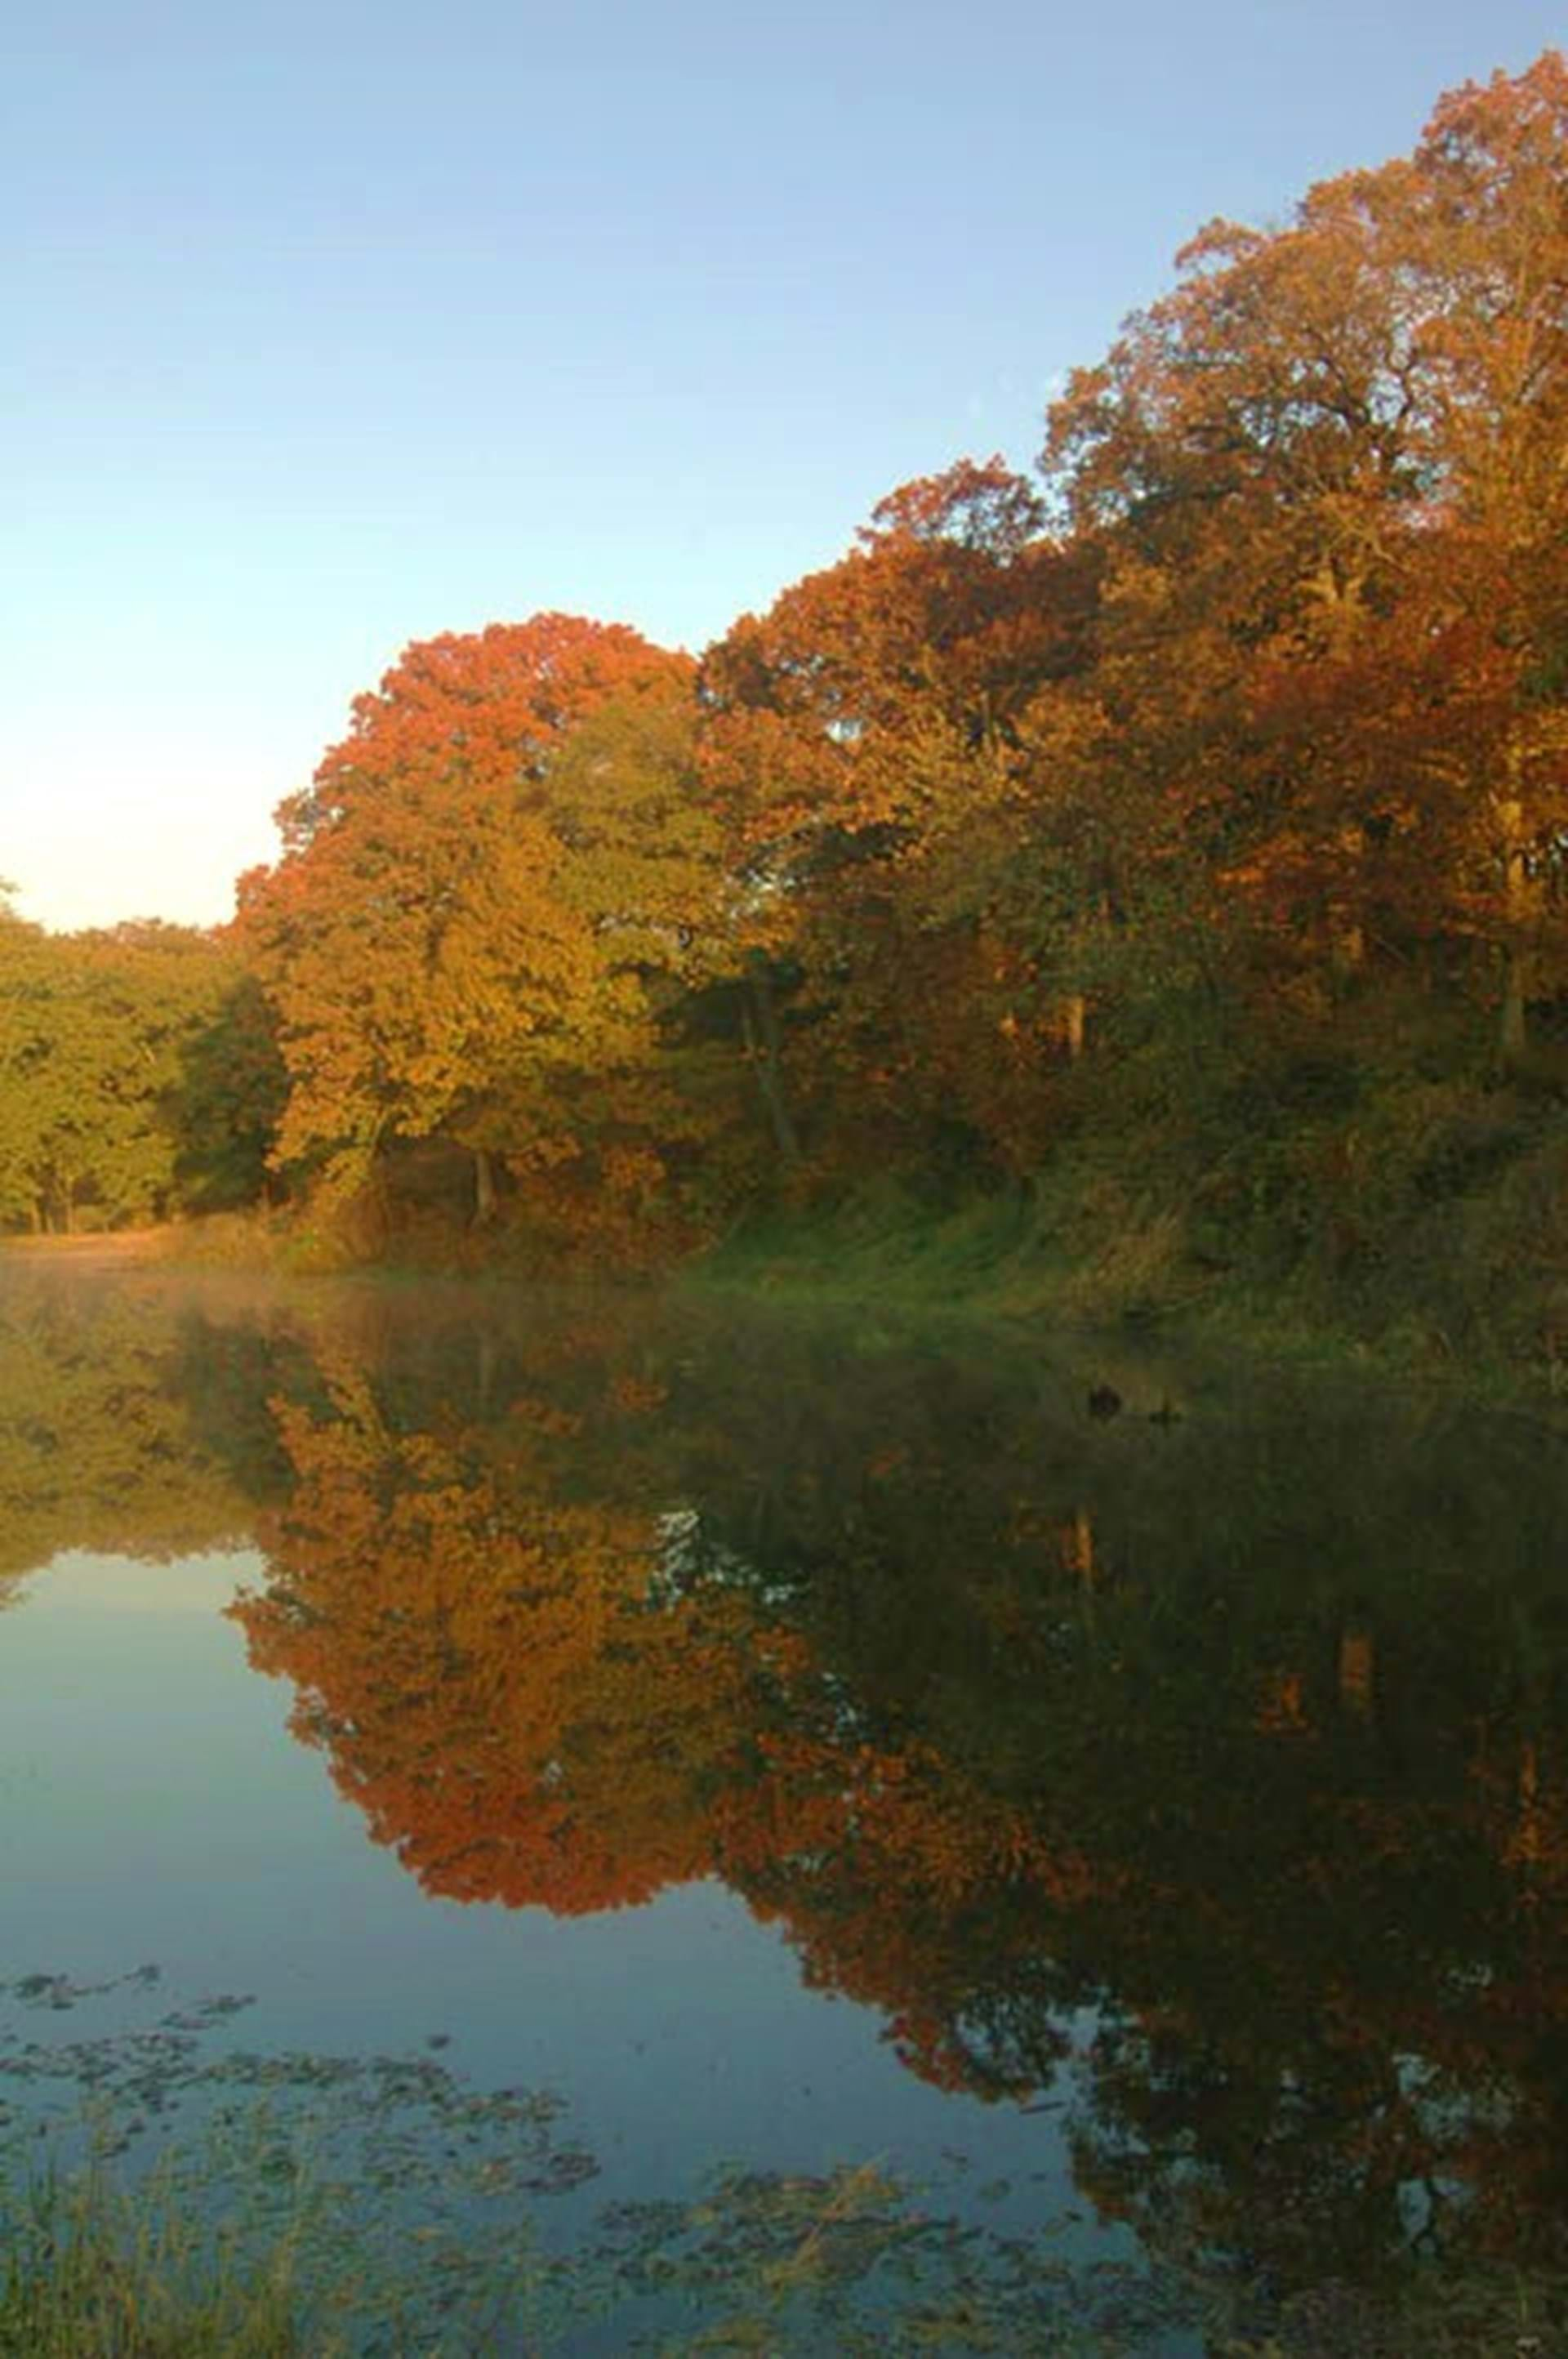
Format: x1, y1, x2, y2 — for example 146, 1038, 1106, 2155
25, 1040, 1568, 1411
693, 1074, 1568, 1405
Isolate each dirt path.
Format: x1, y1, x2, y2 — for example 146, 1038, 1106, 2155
0, 1229, 173, 1272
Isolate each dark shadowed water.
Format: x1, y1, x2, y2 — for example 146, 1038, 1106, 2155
2, 1260, 1566, 2352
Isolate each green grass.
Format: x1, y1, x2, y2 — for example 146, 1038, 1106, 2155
8, 2140, 1567, 2358
688, 1068, 1568, 1412
0, 2147, 1179, 2358
0, 2147, 315, 2358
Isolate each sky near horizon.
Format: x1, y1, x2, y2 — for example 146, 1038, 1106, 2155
5, 2, 1564, 936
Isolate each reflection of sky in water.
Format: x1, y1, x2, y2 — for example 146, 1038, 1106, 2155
0, 1549, 1108, 2263
5, 1272, 1556, 2351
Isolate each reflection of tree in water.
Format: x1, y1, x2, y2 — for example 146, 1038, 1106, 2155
10, 1271, 1568, 2313
215, 1295, 1568, 2313
0, 1271, 1527, 2319
236, 1353, 780, 1915
0, 1271, 261, 1581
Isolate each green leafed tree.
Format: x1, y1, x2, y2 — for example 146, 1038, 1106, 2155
0, 916, 250, 1233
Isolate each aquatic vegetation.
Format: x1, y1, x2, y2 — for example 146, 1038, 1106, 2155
0, 1968, 577, 2353
0, 1968, 1188, 2355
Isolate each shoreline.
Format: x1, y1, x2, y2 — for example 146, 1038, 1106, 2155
5, 1206, 1566, 1429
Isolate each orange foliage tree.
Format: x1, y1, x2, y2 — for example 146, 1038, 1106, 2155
699, 460, 1098, 1175
1035, 53, 1568, 1047
238, 618, 708, 1220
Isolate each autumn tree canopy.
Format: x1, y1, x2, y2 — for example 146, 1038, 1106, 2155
1036, 50, 1568, 1022
238, 616, 703, 1213
15, 47, 1554, 1344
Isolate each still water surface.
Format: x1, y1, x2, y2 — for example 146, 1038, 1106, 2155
2, 1264, 1566, 2350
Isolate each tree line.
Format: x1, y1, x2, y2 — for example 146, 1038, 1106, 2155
7, 54, 1567, 1285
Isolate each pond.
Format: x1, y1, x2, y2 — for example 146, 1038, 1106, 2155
1, 1261, 1566, 2352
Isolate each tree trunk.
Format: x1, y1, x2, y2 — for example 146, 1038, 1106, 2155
473, 1144, 497, 1227
1330, 830, 1367, 976
1495, 785, 1535, 1067
1499, 949, 1529, 1064
742, 969, 800, 1167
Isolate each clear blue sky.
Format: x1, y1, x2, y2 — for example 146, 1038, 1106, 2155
4, 0, 1562, 934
